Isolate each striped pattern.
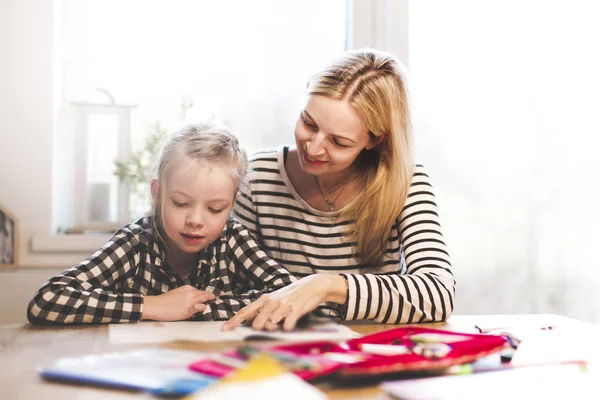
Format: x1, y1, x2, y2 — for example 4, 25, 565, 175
234, 147, 455, 324
27, 216, 296, 325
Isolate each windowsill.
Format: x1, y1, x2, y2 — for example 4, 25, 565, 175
30, 234, 112, 254
0, 234, 114, 270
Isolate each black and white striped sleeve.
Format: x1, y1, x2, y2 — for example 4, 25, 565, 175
26, 228, 145, 325
340, 165, 455, 324
201, 220, 297, 320
233, 176, 259, 237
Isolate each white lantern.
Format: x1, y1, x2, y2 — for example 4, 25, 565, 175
71, 89, 136, 231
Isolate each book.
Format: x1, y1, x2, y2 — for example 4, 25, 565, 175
38, 348, 216, 396
109, 321, 359, 345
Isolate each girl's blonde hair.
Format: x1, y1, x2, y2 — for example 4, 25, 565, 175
150, 123, 248, 244
307, 49, 415, 265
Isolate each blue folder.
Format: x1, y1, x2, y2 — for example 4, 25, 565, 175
39, 348, 216, 396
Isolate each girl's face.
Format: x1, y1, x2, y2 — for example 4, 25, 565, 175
295, 94, 373, 178
152, 157, 236, 254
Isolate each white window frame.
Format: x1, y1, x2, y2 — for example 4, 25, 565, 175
27, 0, 410, 267
348, 0, 409, 67
71, 101, 135, 230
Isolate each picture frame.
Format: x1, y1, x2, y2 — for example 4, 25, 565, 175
0, 204, 18, 267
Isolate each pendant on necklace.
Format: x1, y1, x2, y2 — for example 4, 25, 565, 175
314, 175, 346, 212
324, 199, 335, 211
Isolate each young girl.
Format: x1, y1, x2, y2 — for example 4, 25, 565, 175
27, 123, 296, 324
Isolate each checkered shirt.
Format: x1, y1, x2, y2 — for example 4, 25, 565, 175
27, 216, 297, 324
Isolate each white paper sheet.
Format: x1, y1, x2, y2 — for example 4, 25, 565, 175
188, 354, 327, 400
381, 363, 596, 400
234, 323, 360, 342
109, 321, 360, 344
197, 373, 327, 400
510, 325, 600, 366
448, 314, 569, 333
109, 321, 239, 344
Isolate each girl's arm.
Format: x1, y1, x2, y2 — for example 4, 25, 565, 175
26, 226, 145, 325
339, 164, 456, 323
199, 220, 297, 321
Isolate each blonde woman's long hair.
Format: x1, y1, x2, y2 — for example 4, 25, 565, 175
150, 123, 248, 247
307, 49, 414, 266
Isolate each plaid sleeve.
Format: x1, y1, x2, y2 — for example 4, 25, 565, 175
199, 219, 297, 320
26, 227, 145, 325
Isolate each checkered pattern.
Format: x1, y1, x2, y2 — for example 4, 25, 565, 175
27, 217, 297, 324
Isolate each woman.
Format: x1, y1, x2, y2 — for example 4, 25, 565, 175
223, 49, 455, 332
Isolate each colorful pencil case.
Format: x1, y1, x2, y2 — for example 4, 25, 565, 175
188, 326, 510, 381
338, 326, 509, 378
188, 342, 351, 381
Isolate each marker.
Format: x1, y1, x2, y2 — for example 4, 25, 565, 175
474, 325, 556, 334
321, 352, 366, 363
541, 325, 556, 331
358, 343, 411, 356
409, 333, 470, 343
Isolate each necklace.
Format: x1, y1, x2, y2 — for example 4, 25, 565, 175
313, 175, 349, 211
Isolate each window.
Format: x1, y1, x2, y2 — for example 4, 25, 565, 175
53, 0, 348, 231
410, 1, 600, 322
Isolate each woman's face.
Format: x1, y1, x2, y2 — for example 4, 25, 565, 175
294, 94, 373, 177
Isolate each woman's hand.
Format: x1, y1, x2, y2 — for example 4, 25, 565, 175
221, 274, 347, 332
142, 285, 216, 321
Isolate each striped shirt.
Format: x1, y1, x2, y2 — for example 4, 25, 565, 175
234, 147, 455, 324
27, 216, 296, 324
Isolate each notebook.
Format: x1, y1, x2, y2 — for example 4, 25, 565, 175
38, 348, 216, 396
109, 321, 359, 344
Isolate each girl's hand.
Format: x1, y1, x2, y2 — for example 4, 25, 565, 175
142, 285, 216, 321
221, 274, 347, 332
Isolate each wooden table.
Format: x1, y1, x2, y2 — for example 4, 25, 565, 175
0, 314, 589, 399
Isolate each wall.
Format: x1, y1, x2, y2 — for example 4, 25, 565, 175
0, 268, 65, 323
0, 1, 54, 266
0, 0, 88, 324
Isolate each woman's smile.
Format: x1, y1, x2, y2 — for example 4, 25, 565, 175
302, 150, 328, 166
